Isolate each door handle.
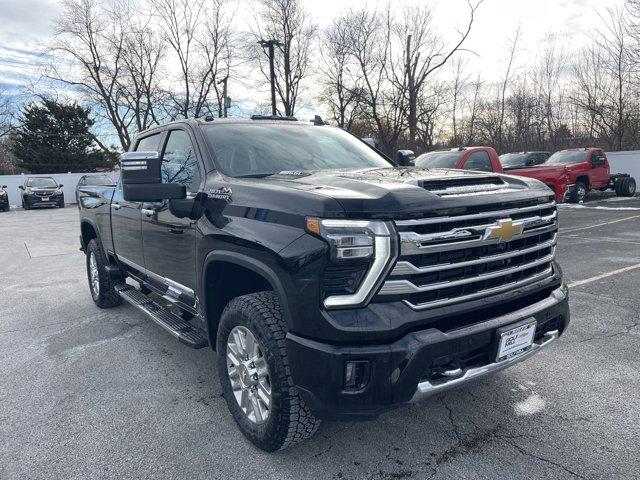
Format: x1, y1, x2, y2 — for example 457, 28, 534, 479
169, 225, 184, 234
112, 203, 122, 210
141, 208, 155, 217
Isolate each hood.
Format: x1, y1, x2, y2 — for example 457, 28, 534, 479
227, 168, 553, 219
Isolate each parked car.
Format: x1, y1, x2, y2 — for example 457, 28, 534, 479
414, 146, 502, 172
506, 148, 636, 203
19, 177, 65, 209
0, 185, 9, 211
499, 151, 550, 169
78, 117, 568, 451
75, 174, 116, 204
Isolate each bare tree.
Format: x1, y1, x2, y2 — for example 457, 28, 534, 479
151, 0, 235, 119
252, 0, 316, 116
47, 0, 166, 150
318, 16, 363, 129
400, 0, 482, 150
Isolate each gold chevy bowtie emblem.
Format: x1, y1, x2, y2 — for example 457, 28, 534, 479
484, 219, 523, 242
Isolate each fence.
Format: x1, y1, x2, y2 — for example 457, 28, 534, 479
0, 172, 117, 207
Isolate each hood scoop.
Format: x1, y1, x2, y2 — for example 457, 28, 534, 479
416, 176, 517, 197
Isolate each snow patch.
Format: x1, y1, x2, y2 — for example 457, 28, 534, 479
514, 393, 546, 416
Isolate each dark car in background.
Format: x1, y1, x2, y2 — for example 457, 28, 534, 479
0, 185, 9, 211
499, 151, 550, 170
75, 174, 116, 204
19, 177, 65, 209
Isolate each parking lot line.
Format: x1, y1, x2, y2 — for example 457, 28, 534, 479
559, 214, 640, 234
568, 262, 640, 288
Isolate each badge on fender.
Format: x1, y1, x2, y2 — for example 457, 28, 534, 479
208, 186, 232, 202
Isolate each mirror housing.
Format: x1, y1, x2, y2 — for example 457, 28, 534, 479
120, 151, 186, 202
2, 185, 7, 188
58, 184, 64, 188
395, 150, 415, 167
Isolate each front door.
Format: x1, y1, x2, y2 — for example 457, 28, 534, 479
111, 131, 165, 270
590, 150, 610, 188
141, 128, 202, 296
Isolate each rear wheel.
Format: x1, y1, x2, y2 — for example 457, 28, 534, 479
86, 238, 123, 308
216, 291, 320, 451
572, 181, 588, 203
615, 177, 636, 197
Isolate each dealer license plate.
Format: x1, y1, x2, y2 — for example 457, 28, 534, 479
41, 197, 49, 201
496, 322, 536, 362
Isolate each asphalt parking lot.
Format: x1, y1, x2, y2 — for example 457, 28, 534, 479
1, 195, 639, 480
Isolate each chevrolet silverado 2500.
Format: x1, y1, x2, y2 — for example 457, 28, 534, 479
78, 117, 569, 451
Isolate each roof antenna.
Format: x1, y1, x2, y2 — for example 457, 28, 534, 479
312, 115, 325, 126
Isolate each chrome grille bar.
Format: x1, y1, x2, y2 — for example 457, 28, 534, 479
401, 267, 554, 311
398, 211, 556, 246
395, 201, 556, 227
391, 235, 557, 276
379, 253, 554, 296
400, 222, 557, 256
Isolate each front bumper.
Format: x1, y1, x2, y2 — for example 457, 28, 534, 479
24, 194, 63, 207
286, 284, 569, 421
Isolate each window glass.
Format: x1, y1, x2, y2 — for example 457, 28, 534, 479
135, 133, 162, 152
26, 177, 58, 188
414, 151, 463, 169
499, 153, 528, 168
464, 151, 492, 172
161, 130, 200, 189
546, 151, 588, 164
202, 124, 391, 177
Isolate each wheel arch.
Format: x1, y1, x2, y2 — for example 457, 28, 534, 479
575, 175, 590, 190
80, 219, 100, 252
201, 250, 291, 351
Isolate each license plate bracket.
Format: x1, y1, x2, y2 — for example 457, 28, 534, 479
495, 320, 537, 362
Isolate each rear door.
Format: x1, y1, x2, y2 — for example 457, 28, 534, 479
111, 132, 164, 269
141, 128, 202, 295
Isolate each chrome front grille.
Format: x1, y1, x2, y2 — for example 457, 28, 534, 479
377, 199, 557, 310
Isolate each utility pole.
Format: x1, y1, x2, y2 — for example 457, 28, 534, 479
217, 76, 229, 117
258, 39, 282, 116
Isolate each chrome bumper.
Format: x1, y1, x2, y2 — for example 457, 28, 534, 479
411, 329, 559, 402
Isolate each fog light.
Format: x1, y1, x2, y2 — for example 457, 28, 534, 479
344, 360, 370, 390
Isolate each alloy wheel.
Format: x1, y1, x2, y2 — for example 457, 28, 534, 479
226, 326, 271, 424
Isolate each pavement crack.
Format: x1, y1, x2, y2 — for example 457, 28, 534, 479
496, 434, 586, 479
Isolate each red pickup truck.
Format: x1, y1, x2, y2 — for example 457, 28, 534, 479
414, 147, 636, 203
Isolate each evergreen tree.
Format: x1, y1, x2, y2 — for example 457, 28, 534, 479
10, 99, 116, 173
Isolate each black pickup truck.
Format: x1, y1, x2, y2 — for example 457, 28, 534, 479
77, 116, 569, 451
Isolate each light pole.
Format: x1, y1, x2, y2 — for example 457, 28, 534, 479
258, 39, 281, 116
217, 76, 229, 117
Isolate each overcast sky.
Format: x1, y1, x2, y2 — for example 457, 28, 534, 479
0, 0, 626, 108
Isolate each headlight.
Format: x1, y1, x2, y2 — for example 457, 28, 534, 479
306, 218, 398, 309
0, 191, 6, 197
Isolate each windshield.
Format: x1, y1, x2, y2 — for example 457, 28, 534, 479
202, 124, 392, 177
546, 151, 588, 165
500, 153, 530, 168
84, 175, 115, 186
26, 177, 57, 188
414, 151, 463, 169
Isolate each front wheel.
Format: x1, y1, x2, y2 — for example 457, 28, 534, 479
86, 239, 122, 308
216, 291, 320, 451
572, 181, 588, 203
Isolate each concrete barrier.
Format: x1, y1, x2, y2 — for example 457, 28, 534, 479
0, 172, 117, 207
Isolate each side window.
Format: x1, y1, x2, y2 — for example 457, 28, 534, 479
464, 151, 493, 172
135, 133, 162, 152
161, 130, 201, 190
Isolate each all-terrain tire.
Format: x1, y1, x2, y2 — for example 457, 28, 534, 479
216, 291, 320, 451
86, 238, 123, 308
